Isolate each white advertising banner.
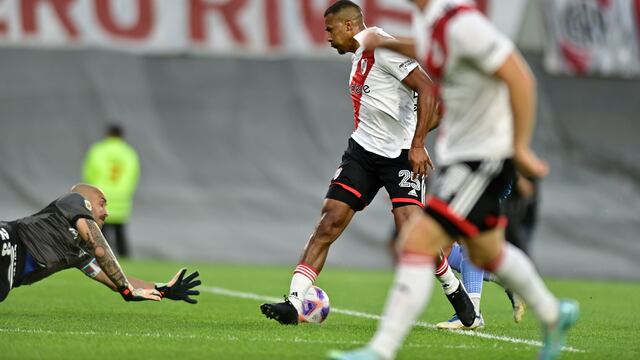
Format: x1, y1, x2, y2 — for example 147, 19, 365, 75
0, 0, 525, 57
544, 0, 640, 77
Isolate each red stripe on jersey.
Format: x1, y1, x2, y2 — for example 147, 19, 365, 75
349, 50, 376, 129
391, 197, 424, 208
426, 196, 480, 237
425, 5, 476, 116
426, 5, 477, 82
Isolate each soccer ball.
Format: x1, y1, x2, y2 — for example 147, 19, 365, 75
299, 285, 330, 323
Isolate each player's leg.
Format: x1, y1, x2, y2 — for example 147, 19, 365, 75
437, 243, 485, 330
261, 140, 379, 325
459, 159, 578, 359
461, 230, 578, 359
329, 212, 452, 360
261, 199, 357, 325
448, 242, 526, 324
385, 153, 475, 328
330, 161, 469, 360
394, 206, 461, 295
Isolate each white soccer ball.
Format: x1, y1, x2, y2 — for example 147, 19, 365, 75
300, 285, 330, 323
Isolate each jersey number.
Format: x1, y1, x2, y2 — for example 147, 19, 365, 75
398, 170, 421, 191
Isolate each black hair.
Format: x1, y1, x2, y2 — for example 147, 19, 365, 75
324, 0, 363, 18
106, 123, 123, 138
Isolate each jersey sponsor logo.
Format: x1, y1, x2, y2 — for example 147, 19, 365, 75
84, 199, 92, 211
399, 59, 416, 72
349, 83, 370, 95
0, 228, 9, 241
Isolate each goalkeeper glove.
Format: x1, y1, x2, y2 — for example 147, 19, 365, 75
155, 268, 201, 304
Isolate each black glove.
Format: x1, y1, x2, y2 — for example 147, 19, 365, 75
155, 268, 201, 304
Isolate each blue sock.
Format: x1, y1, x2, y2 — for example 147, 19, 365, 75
460, 246, 484, 308
447, 243, 462, 272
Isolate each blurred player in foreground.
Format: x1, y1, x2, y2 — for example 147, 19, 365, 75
261, 0, 475, 327
0, 184, 199, 304
329, 0, 578, 359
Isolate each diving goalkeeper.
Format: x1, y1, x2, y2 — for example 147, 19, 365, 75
0, 183, 200, 304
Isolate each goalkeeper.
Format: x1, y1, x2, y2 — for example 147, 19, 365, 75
0, 183, 200, 304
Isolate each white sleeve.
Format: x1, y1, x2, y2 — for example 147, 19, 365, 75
450, 12, 514, 74
375, 48, 419, 81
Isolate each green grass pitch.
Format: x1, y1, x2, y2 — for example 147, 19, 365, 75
1, 260, 638, 359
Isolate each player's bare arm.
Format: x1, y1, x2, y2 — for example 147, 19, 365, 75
91, 266, 201, 304
76, 217, 161, 301
92, 271, 153, 291
363, 33, 417, 60
401, 66, 437, 178
493, 50, 549, 179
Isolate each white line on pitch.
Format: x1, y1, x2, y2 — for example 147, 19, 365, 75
203, 286, 585, 354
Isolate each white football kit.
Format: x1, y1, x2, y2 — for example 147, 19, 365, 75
349, 27, 419, 159
412, 0, 515, 165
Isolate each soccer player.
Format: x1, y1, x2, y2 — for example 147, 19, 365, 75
260, 0, 475, 327
329, 1, 579, 359
0, 184, 200, 304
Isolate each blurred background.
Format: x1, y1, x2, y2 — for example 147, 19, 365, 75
0, 0, 638, 280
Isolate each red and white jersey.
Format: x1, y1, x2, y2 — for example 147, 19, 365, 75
412, 0, 514, 165
349, 27, 419, 158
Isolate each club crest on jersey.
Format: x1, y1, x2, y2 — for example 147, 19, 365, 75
84, 199, 92, 211
360, 58, 368, 74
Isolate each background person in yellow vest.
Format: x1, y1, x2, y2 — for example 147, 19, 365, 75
82, 124, 140, 258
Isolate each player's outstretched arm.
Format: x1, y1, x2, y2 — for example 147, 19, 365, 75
89, 267, 200, 304
363, 33, 417, 60
76, 218, 161, 302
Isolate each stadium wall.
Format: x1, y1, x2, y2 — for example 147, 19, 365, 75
0, 48, 638, 280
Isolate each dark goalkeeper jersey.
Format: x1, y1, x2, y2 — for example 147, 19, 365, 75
10, 193, 96, 286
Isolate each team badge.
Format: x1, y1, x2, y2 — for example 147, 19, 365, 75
84, 199, 92, 211
360, 58, 368, 74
